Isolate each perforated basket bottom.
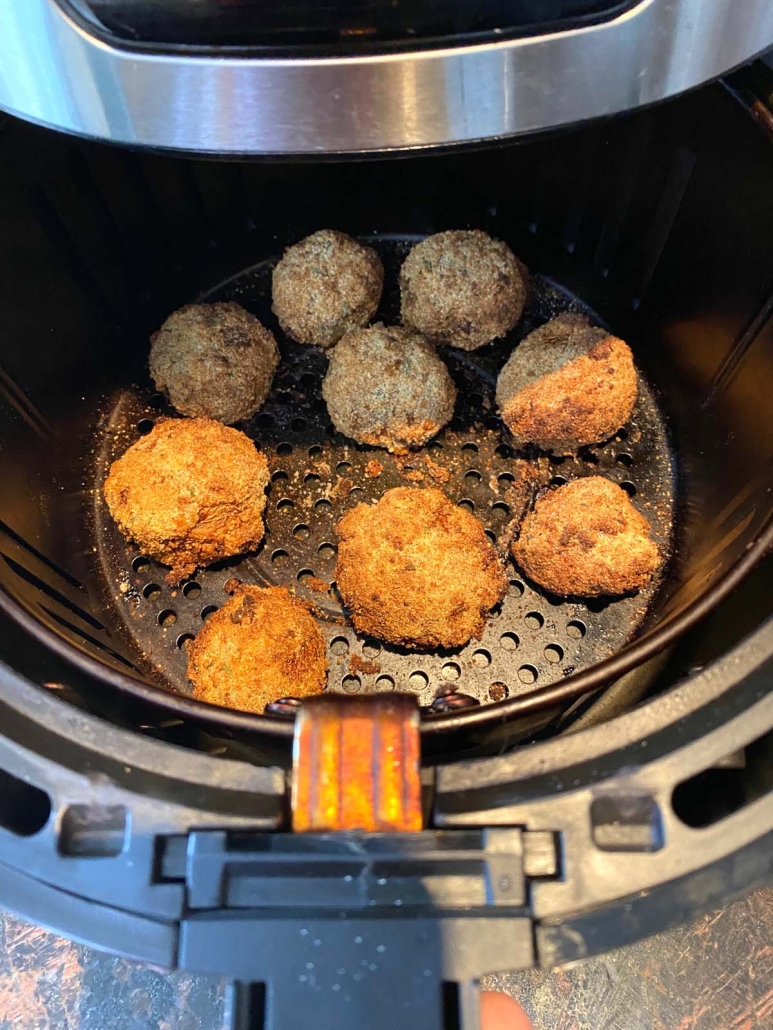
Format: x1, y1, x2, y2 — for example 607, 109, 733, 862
92, 238, 675, 714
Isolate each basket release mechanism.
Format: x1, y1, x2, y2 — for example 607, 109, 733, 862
291, 693, 422, 832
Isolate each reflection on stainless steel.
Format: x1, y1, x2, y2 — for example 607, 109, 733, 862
0, 0, 771, 154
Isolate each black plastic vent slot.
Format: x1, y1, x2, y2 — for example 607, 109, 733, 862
0, 768, 51, 836
672, 729, 773, 829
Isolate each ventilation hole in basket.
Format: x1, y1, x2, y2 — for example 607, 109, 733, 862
495, 444, 513, 459
271, 549, 290, 566
441, 662, 461, 681
132, 556, 150, 574
567, 619, 587, 639
294, 523, 311, 540
616, 428, 628, 441
300, 373, 316, 391
177, 633, 194, 651
616, 453, 634, 468
500, 632, 519, 651
276, 392, 293, 406
489, 682, 509, 702
291, 418, 307, 433
620, 481, 637, 497
497, 473, 514, 489
308, 445, 323, 458
549, 455, 567, 466
276, 498, 294, 511
509, 579, 524, 597
486, 415, 501, 430
304, 472, 321, 485
255, 412, 273, 429
549, 476, 568, 487
462, 442, 479, 454
315, 498, 332, 512
317, 542, 336, 559
464, 470, 482, 487
472, 649, 491, 668
426, 440, 443, 451
143, 583, 161, 601
376, 675, 395, 691
336, 461, 353, 474
158, 610, 177, 628
297, 569, 315, 585
148, 393, 165, 409
544, 644, 564, 663
276, 442, 293, 456
136, 419, 154, 436
409, 670, 429, 689
485, 530, 497, 544
362, 640, 382, 658
580, 450, 600, 465
492, 501, 510, 516
271, 469, 288, 483
518, 665, 538, 684
524, 611, 544, 630
342, 675, 361, 693
349, 487, 365, 501
182, 582, 201, 599
458, 499, 474, 513
200, 605, 218, 621
330, 637, 349, 656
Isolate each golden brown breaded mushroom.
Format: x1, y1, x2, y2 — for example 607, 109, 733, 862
188, 585, 327, 715
400, 230, 528, 350
335, 487, 508, 650
496, 313, 637, 454
103, 419, 270, 584
149, 302, 279, 424
512, 477, 661, 597
322, 323, 457, 451
272, 230, 384, 348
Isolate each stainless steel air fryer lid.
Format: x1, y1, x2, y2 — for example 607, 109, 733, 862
1, 0, 772, 155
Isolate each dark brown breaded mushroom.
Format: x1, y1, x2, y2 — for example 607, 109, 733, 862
335, 487, 508, 649
188, 585, 327, 715
512, 476, 661, 597
400, 230, 528, 350
322, 323, 457, 452
272, 229, 384, 348
149, 302, 279, 424
496, 313, 637, 454
103, 419, 270, 584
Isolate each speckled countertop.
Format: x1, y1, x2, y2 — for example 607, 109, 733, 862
1, 889, 772, 1029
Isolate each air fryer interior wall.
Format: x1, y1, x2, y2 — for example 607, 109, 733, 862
0, 78, 771, 761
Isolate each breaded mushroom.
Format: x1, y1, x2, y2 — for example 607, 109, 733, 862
322, 323, 457, 451
149, 302, 279, 424
335, 487, 508, 649
400, 230, 528, 350
512, 476, 661, 597
188, 585, 327, 715
272, 230, 384, 348
496, 313, 637, 454
103, 419, 270, 584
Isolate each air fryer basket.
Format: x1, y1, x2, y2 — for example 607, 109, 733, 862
0, 77, 771, 760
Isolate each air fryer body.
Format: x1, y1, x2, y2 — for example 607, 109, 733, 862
0, 3, 772, 1028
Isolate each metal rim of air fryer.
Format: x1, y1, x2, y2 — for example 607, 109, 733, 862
1, 514, 771, 742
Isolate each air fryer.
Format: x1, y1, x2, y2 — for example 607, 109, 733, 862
0, 2, 771, 1028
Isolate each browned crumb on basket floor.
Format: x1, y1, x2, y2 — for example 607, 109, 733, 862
364, 459, 384, 478
306, 576, 331, 593
423, 455, 451, 484
349, 654, 382, 676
